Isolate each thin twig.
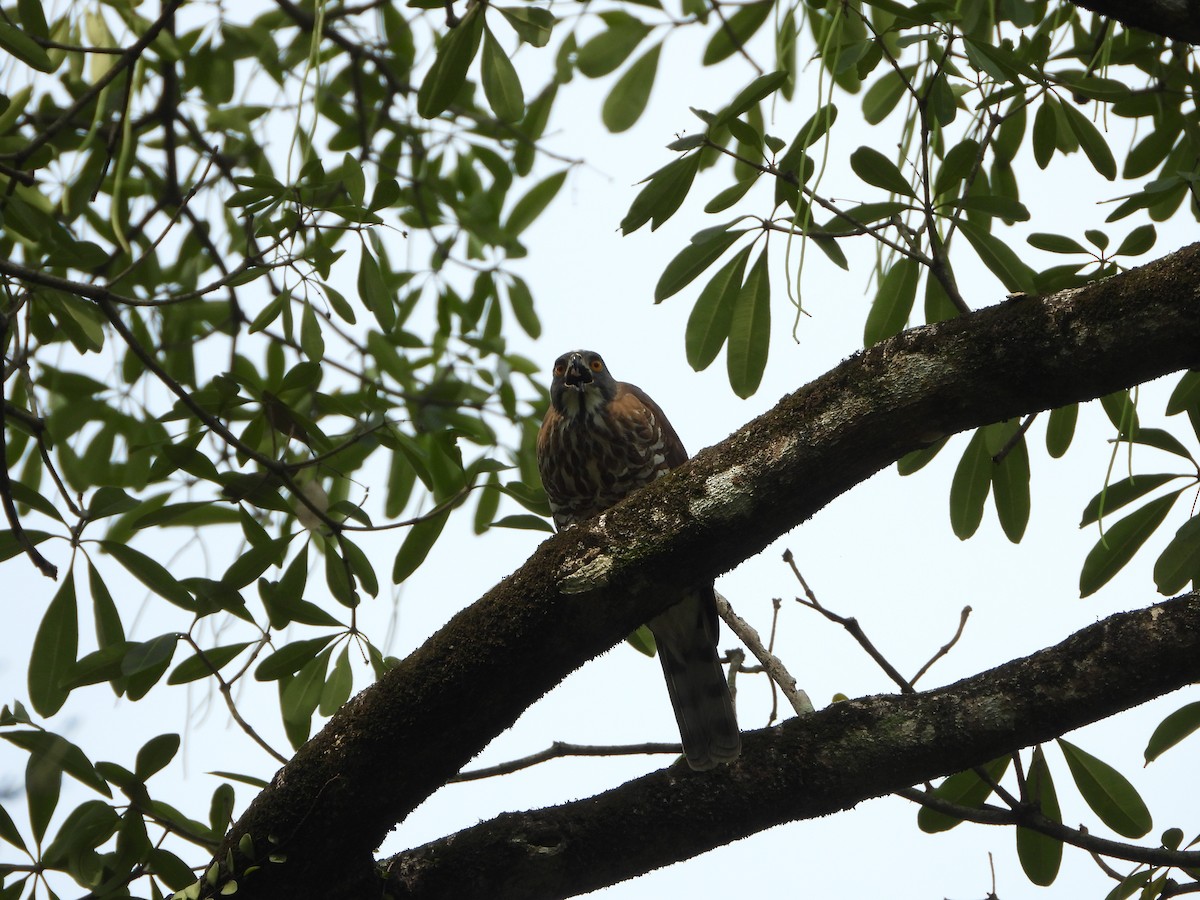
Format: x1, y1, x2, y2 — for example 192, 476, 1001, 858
992, 414, 1037, 464
451, 741, 685, 782
783, 550, 914, 693
909, 605, 971, 686
716, 591, 812, 716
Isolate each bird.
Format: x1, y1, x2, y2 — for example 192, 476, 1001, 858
536, 349, 741, 770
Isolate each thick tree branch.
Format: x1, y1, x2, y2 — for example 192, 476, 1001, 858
1067, 0, 1200, 44
218, 242, 1200, 898
386, 592, 1200, 898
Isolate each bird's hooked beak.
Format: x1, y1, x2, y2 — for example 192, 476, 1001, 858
563, 354, 592, 390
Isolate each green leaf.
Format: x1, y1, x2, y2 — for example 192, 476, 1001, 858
726, 246, 771, 399
849, 146, 914, 197
167, 643, 252, 685
28, 574, 78, 716
100, 540, 194, 609
620, 153, 701, 235
506, 276, 541, 339
299, 301, 325, 362
1144, 701, 1200, 763
255, 636, 337, 681
654, 227, 749, 301
1166, 371, 1200, 416
495, 5, 554, 47
0, 800, 27, 852
1027, 232, 1087, 254
1060, 102, 1117, 180
917, 756, 1010, 832
685, 245, 751, 371
863, 258, 919, 346
4, 731, 110, 796
491, 513, 554, 532
506, 169, 568, 237
702, 0, 771, 65
713, 70, 788, 128
16, 0, 48, 40
1016, 746, 1062, 886
0, 20, 54, 72
392, 509, 451, 583
1079, 492, 1180, 597
897, 438, 948, 476
1115, 224, 1156, 257
222, 536, 292, 589
1045, 404, 1077, 458
357, 249, 395, 332
862, 69, 907, 125
319, 645, 353, 717
135, 733, 180, 779
1153, 514, 1200, 594
1032, 98, 1057, 169
25, 751, 60, 843
1079, 474, 1181, 527
949, 429, 991, 540
122, 634, 180, 700
991, 431, 1030, 543
282, 648, 331, 748
575, 15, 650, 77
703, 175, 758, 213
957, 218, 1036, 294
1057, 739, 1151, 838
481, 25, 524, 122
602, 43, 660, 133
416, 6, 484, 118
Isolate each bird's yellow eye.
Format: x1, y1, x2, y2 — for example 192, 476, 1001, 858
590, 359, 603, 372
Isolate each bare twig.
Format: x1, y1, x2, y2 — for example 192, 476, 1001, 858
909, 605, 971, 686
992, 414, 1037, 464
452, 741, 685, 782
783, 550, 914, 693
716, 591, 813, 716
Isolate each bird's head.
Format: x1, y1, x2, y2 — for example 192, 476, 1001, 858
549, 349, 617, 418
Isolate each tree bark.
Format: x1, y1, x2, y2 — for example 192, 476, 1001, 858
217, 241, 1200, 898
385, 592, 1200, 898
1067, 0, 1200, 44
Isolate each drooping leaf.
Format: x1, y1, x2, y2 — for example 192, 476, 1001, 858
654, 227, 749, 301
575, 14, 651, 77
1016, 746, 1062, 886
481, 25, 525, 123
702, 0, 772, 65
991, 431, 1030, 543
949, 429, 991, 540
602, 43, 661, 133
726, 246, 771, 399
28, 574, 79, 716
620, 153, 701, 235
1079, 492, 1181, 597
863, 257, 919, 346
1045, 404, 1077, 458
1059, 101, 1117, 180
506, 169, 568, 236
917, 756, 1011, 833
1153, 514, 1200, 594
1144, 701, 1200, 763
392, 509, 451, 583
416, 6, 484, 119
685, 245, 751, 371
1057, 739, 1151, 838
